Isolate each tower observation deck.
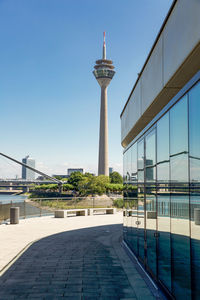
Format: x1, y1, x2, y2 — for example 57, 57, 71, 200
93, 32, 115, 176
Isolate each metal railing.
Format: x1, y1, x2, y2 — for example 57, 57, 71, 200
0, 196, 117, 223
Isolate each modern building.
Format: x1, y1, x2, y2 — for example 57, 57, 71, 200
121, 1, 200, 299
93, 32, 115, 176
22, 155, 35, 180
109, 167, 113, 175
67, 168, 84, 176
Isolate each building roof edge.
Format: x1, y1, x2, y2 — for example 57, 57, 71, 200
120, 0, 177, 118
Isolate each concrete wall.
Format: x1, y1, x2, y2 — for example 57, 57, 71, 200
121, 0, 200, 148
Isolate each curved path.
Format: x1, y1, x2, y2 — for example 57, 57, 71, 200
0, 214, 156, 300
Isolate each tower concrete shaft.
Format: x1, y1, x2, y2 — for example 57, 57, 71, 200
98, 86, 108, 176
93, 32, 115, 176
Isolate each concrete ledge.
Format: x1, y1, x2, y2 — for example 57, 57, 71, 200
147, 211, 157, 219
90, 208, 116, 216
66, 209, 88, 217
54, 210, 66, 218
55, 209, 88, 218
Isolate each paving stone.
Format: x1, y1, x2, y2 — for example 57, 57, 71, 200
64, 292, 82, 297
0, 216, 157, 300
63, 296, 81, 300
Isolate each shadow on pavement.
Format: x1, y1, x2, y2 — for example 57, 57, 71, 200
0, 223, 139, 300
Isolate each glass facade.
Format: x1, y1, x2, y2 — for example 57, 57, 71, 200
123, 79, 200, 299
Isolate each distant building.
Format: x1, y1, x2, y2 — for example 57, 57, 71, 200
22, 156, 35, 180
67, 168, 84, 176
109, 167, 113, 175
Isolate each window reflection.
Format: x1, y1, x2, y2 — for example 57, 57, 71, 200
122, 79, 200, 300
126, 149, 131, 183
170, 95, 188, 155
131, 144, 137, 183
145, 129, 156, 183
145, 129, 156, 166
189, 81, 200, 158
138, 139, 144, 170
170, 95, 191, 298
157, 114, 171, 291
157, 163, 169, 182
138, 140, 144, 183
157, 113, 169, 163
145, 130, 157, 276
189, 81, 200, 300
170, 154, 188, 182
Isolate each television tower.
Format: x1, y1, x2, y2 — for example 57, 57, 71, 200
93, 32, 115, 176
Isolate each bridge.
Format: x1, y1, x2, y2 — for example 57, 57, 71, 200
0, 179, 61, 193
0, 152, 63, 193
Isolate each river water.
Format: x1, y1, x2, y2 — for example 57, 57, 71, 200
0, 194, 52, 220
0, 194, 27, 204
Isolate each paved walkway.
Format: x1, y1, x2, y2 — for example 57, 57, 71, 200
0, 213, 157, 300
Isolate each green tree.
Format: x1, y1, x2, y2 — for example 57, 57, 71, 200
106, 183, 123, 193
87, 175, 110, 196
109, 171, 123, 184
53, 176, 62, 180
61, 178, 68, 182
68, 172, 84, 190
77, 177, 91, 196
63, 183, 74, 191
84, 172, 94, 178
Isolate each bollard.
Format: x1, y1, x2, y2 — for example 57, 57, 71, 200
10, 207, 19, 224
194, 208, 200, 225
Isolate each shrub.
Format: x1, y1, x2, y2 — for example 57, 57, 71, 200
113, 198, 124, 208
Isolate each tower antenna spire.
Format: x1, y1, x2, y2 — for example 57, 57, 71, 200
103, 31, 106, 59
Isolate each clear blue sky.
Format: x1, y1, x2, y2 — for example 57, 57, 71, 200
0, 0, 172, 178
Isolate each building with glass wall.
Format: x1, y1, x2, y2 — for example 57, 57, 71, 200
120, 1, 200, 299
22, 155, 35, 180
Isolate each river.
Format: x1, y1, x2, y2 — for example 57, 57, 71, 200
0, 194, 27, 204
0, 194, 53, 221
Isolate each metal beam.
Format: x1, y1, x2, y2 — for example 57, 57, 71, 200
0, 152, 62, 185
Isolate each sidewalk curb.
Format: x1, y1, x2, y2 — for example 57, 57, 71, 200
0, 238, 40, 277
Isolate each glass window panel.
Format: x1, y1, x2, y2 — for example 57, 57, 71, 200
170, 151, 191, 298
123, 151, 127, 183
190, 188, 200, 300
146, 166, 156, 182
157, 192, 171, 291
171, 194, 191, 299
190, 158, 200, 182
146, 185, 157, 277
126, 199, 133, 245
146, 129, 156, 166
189, 81, 200, 158
157, 162, 169, 182
170, 95, 188, 156
157, 113, 169, 163
137, 184, 145, 263
130, 198, 138, 255
131, 144, 137, 183
189, 81, 200, 300
123, 199, 129, 242
127, 149, 131, 183
170, 154, 188, 182
137, 170, 144, 183
145, 130, 156, 184
157, 160, 171, 290
138, 140, 144, 170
